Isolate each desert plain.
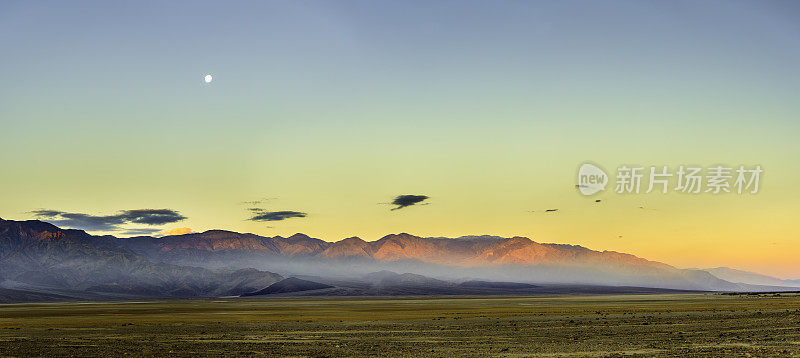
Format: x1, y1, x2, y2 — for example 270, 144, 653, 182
1, 293, 800, 357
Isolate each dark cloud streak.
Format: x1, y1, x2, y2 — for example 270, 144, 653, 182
391, 195, 429, 210
117, 209, 187, 225
31, 209, 187, 232
120, 228, 163, 236
249, 210, 307, 222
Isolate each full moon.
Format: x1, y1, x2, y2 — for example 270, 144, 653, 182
204, 74, 213, 83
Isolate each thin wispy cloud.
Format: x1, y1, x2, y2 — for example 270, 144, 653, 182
121, 227, 193, 237
239, 197, 277, 206
121, 228, 163, 236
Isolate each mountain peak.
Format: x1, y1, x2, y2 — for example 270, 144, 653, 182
379, 233, 423, 241
509, 236, 533, 243
339, 236, 366, 244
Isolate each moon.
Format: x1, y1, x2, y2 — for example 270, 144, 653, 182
204, 74, 213, 83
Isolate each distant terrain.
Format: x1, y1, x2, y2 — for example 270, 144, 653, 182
701, 267, 800, 288
1, 218, 797, 302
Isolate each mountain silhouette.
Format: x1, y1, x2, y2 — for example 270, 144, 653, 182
2, 218, 793, 301
0, 218, 282, 300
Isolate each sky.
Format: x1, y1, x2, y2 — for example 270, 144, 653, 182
1, 1, 799, 278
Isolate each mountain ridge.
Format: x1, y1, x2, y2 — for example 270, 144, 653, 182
144, 229, 671, 270
2, 219, 794, 295
701, 267, 800, 288
0, 219, 283, 300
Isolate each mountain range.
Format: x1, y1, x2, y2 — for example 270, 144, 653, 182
1, 217, 796, 302
699, 267, 800, 288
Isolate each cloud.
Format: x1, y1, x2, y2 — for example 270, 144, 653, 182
121, 228, 163, 236
118, 227, 193, 237
31, 208, 187, 232
390, 194, 429, 210
117, 209, 187, 225
249, 210, 307, 222
32, 210, 127, 231
240, 197, 276, 205
160, 227, 193, 236
31, 209, 66, 217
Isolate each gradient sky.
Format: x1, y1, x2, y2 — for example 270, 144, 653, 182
1, 1, 799, 278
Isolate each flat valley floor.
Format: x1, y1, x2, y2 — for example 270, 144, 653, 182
1, 293, 800, 357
